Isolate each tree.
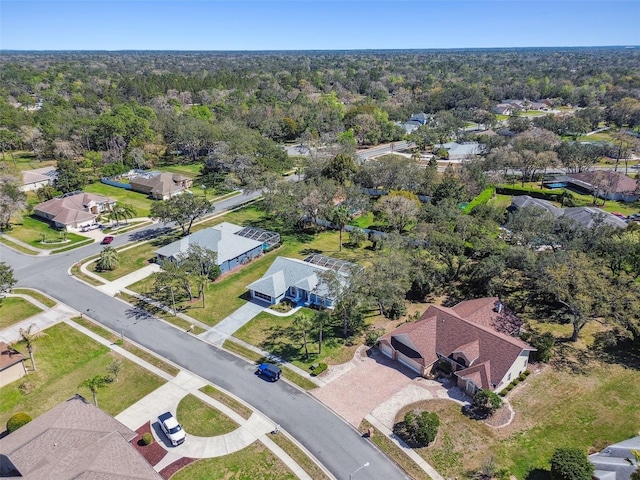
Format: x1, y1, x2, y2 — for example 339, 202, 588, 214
96, 246, 119, 271
16, 324, 47, 371
0, 175, 26, 230
472, 389, 503, 416
549, 448, 594, 480
36, 184, 58, 201
293, 312, 313, 361
109, 203, 137, 226
330, 205, 353, 251
398, 410, 440, 446
80, 374, 111, 407
349, 227, 367, 248
373, 193, 420, 232
54, 158, 86, 193
182, 244, 221, 307
106, 359, 123, 382
150, 194, 215, 235
314, 310, 329, 354
0, 262, 17, 305
322, 153, 358, 185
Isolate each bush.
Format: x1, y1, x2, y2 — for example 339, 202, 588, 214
463, 187, 496, 214
141, 432, 154, 445
397, 410, 440, 447
7, 412, 32, 433
512, 378, 520, 385
499, 390, 508, 397
473, 389, 503, 416
364, 328, 385, 347
550, 448, 594, 480
506, 384, 513, 391
311, 363, 328, 376
519, 373, 527, 381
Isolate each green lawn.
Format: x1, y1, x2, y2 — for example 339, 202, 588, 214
0, 151, 56, 171
200, 385, 252, 420
12, 289, 57, 308
84, 182, 154, 217
234, 309, 357, 371
576, 132, 615, 143
89, 242, 158, 281
129, 226, 376, 327
0, 322, 165, 427
390, 359, 640, 479
176, 394, 239, 437
4, 215, 89, 250
171, 441, 296, 480
0, 297, 42, 329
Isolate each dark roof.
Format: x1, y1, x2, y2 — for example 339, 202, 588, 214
0, 395, 160, 479
380, 299, 534, 390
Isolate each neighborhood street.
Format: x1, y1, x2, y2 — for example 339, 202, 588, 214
0, 192, 408, 480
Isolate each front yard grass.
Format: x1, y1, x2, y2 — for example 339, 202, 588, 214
0, 322, 165, 428
200, 385, 253, 420
176, 394, 238, 437
393, 359, 640, 478
267, 431, 332, 480
171, 441, 297, 480
4, 215, 89, 250
84, 182, 154, 217
89, 242, 157, 281
0, 297, 43, 329
233, 309, 358, 371
12, 288, 57, 308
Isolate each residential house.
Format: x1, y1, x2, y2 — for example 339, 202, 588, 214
156, 222, 279, 274
590, 434, 640, 480
379, 298, 535, 395
129, 171, 193, 200
566, 171, 639, 203
0, 394, 161, 479
0, 342, 27, 388
433, 142, 483, 161
508, 195, 628, 229
33, 191, 116, 230
492, 104, 514, 116
400, 120, 423, 134
409, 113, 432, 125
20, 166, 57, 192
247, 254, 357, 308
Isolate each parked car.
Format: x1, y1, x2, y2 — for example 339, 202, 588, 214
158, 411, 186, 446
257, 363, 282, 382
81, 223, 101, 232
101, 236, 114, 244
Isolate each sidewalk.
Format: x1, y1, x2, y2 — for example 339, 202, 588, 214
198, 301, 267, 346
0, 300, 78, 344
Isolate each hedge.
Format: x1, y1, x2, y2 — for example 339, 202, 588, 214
496, 185, 567, 202
7, 412, 32, 433
311, 363, 328, 376
463, 186, 496, 214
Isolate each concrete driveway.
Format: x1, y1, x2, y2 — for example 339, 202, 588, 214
312, 347, 467, 428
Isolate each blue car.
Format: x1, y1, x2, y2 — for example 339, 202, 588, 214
257, 363, 282, 382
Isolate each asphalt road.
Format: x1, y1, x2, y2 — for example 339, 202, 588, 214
0, 191, 408, 480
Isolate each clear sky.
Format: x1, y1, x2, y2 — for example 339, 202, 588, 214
1, 1, 639, 51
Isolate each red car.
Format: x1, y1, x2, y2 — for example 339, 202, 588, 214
101, 236, 114, 244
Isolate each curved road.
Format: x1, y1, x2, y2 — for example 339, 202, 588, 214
1, 193, 408, 480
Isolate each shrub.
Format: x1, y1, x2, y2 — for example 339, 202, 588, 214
7, 412, 32, 433
311, 363, 328, 376
473, 389, 503, 416
463, 187, 496, 214
398, 410, 440, 447
506, 384, 514, 391
141, 432, 154, 445
499, 390, 508, 397
550, 448, 594, 480
365, 328, 385, 347
518, 373, 527, 381
512, 378, 520, 385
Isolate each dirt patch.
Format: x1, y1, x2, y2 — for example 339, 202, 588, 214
132, 422, 168, 467
159, 457, 196, 479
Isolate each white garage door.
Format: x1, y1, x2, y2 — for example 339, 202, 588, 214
380, 343, 394, 359
397, 352, 422, 374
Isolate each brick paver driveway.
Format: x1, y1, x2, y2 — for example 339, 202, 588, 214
312, 348, 424, 427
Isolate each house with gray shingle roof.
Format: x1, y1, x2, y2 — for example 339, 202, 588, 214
156, 222, 275, 274
33, 191, 116, 230
590, 435, 640, 480
0, 394, 160, 479
379, 298, 535, 395
129, 171, 192, 200
246, 255, 355, 308
433, 142, 483, 161
20, 166, 57, 192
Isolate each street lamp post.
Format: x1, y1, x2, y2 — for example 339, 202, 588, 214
349, 462, 369, 480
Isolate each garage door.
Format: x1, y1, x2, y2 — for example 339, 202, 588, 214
380, 343, 394, 359
397, 352, 422, 374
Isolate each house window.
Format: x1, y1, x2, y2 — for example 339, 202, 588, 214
507, 372, 511, 381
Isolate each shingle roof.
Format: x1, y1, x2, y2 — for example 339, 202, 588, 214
0, 395, 160, 479
0, 342, 26, 370
156, 222, 263, 265
34, 192, 115, 226
569, 171, 639, 195
130, 172, 188, 197
563, 207, 628, 229
21, 166, 57, 186
510, 195, 564, 218
247, 256, 344, 300
380, 300, 534, 390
